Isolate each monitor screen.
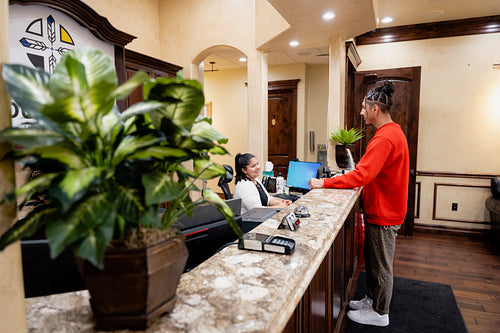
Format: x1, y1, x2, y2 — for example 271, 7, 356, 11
286, 161, 322, 191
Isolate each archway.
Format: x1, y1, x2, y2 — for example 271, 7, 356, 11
193, 45, 249, 196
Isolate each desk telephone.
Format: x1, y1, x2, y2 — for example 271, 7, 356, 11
262, 176, 276, 193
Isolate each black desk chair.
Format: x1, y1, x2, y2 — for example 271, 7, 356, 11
218, 164, 233, 200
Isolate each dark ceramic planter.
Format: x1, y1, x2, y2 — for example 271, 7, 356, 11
335, 144, 352, 169
76, 234, 188, 331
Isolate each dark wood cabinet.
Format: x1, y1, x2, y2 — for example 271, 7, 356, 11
283, 200, 359, 333
123, 49, 182, 109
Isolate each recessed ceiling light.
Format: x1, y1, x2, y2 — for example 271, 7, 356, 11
289, 40, 299, 47
381, 17, 393, 24
322, 12, 335, 20
239, 57, 247, 62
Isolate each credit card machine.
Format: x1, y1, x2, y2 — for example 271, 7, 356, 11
238, 233, 295, 254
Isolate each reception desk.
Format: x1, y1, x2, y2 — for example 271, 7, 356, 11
25, 188, 361, 333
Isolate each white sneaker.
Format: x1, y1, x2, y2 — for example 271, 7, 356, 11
347, 307, 389, 327
349, 295, 373, 310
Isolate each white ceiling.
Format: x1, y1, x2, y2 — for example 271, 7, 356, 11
203, 0, 500, 71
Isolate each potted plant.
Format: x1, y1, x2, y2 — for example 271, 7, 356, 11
0, 48, 242, 330
329, 128, 364, 169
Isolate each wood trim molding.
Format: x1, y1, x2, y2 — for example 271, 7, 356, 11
417, 171, 499, 180
268, 79, 300, 91
356, 15, 500, 45
414, 181, 421, 219
414, 224, 488, 238
10, 0, 136, 46
125, 49, 182, 76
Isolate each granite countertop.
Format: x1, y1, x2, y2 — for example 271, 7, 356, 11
25, 188, 361, 333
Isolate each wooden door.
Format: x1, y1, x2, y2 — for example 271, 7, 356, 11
347, 67, 421, 235
268, 80, 299, 177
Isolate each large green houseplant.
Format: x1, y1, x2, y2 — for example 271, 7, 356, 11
329, 128, 364, 169
0, 48, 242, 329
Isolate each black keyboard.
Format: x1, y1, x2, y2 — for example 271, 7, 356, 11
274, 193, 300, 202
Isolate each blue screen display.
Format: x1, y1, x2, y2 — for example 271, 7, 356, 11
286, 161, 322, 190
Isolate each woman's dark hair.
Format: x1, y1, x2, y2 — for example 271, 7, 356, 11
235, 153, 255, 183
365, 80, 395, 112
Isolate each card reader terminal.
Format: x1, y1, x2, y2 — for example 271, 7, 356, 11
238, 233, 295, 254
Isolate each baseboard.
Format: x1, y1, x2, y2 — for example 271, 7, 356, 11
414, 224, 488, 240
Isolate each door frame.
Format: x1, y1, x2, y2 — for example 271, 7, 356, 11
267, 79, 299, 177
346, 66, 421, 235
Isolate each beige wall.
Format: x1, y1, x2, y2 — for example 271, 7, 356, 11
357, 33, 500, 229
305, 64, 329, 163
82, 0, 163, 59
203, 68, 249, 193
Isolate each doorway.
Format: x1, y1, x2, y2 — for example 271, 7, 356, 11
347, 67, 421, 235
268, 79, 300, 177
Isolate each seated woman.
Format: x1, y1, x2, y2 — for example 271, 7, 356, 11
233, 153, 291, 214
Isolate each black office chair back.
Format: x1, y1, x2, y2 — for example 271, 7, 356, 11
218, 164, 233, 200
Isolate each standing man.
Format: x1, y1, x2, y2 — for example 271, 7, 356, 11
309, 81, 409, 327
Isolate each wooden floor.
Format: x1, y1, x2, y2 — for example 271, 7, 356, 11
389, 231, 500, 333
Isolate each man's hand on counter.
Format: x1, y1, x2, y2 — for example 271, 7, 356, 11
308, 178, 324, 189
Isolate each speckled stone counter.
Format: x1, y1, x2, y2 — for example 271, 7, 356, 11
25, 188, 361, 333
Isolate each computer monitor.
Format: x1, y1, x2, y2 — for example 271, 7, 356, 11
286, 160, 322, 191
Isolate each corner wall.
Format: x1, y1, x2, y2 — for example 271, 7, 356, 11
0, 0, 28, 330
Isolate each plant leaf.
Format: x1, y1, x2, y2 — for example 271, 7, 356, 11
16, 145, 85, 169
0, 127, 64, 148
127, 146, 189, 162
144, 76, 205, 130
203, 189, 242, 239
194, 159, 226, 179
71, 206, 116, 269
57, 167, 103, 208
112, 134, 163, 167
1, 64, 52, 116
11, 172, 58, 201
143, 170, 184, 205
112, 71, 150, 100
46, 193, 115, 264
118, 101, 169, 122
50, 48, 116, 100
0, 206, 58, 251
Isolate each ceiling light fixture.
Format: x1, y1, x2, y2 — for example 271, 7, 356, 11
381, 17, 393, 24
322, 12, 335, 20
239, 57, 247, 62
204, 61, 218, 72
289, 40, 299, 47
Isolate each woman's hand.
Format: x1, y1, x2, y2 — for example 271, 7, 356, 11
269, 198, 291, 209
277, 199, 292, 208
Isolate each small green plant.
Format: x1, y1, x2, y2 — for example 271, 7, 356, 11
329, 128, 364, 145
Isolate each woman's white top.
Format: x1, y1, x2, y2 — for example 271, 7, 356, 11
233, 178, 270, 214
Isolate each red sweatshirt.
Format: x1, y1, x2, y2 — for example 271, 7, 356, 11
324, 122, 409, 226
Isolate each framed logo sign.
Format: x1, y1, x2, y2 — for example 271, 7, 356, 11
9, 4, 114, 128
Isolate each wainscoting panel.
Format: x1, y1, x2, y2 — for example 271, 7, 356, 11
414, 172, 496, 231
433, 183, 490, 224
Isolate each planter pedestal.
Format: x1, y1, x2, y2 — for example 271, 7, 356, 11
76, 235, 188, 331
